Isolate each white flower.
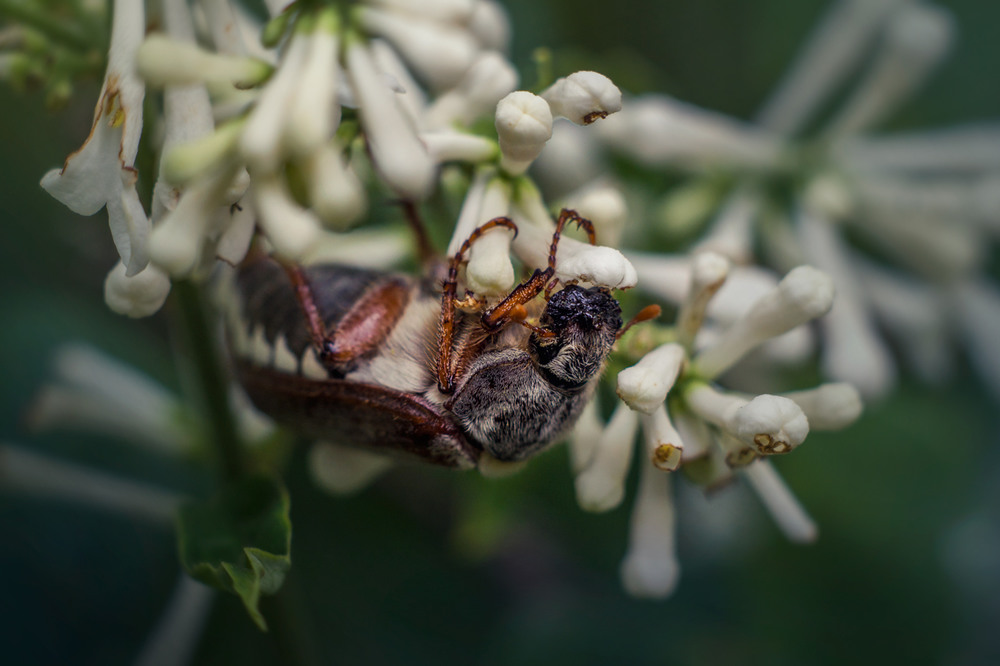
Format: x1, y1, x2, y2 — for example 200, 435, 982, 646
40, 0, 149, 276
616, 343, 685, 414
562, 181, 628, 247
574, 402, 638, 513
135, 35, 271, 88
620, 462, 679, 598
309, 442, 393, 495
510, 180, 637, 289
541, 71, 622, 125
495, 91, 553, 175
741, 460, 818, 544
596, 94, 784, 169
356, 5, 479, 91
693, 266, 835, 379
104, 262, 172, 318
782, 383, 863, 431
423, 51, 518, 129
465, 177, 515, 296
345, 36, 436, 199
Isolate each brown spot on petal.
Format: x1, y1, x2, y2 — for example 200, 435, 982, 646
725, 447, 758, 468
582, 110, 609, 124
652, 443, 681, 471
753, 434, 791, 455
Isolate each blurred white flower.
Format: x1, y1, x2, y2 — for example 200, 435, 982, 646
590, 0, 998, 401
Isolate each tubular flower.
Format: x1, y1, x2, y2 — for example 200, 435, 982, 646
568, 255, 861, 597
586, 0, 999, 401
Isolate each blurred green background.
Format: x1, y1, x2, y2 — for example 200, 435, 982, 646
1, 0, 998, 664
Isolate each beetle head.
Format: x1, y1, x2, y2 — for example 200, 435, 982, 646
528, 285, 622, 391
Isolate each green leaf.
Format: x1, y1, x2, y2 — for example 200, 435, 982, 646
177, 475, 291, 631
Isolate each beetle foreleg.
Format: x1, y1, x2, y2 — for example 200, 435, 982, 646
437, 216, 519, 393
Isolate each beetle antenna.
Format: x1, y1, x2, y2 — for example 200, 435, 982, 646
617, 304, 662, 339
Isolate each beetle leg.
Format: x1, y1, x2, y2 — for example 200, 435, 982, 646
548, 208, 597, 272
399, 200, 437, 267
282, 262, 410, 368
282, 262, 332, 355
437, 217, 519, 393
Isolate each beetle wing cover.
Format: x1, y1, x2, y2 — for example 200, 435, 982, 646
237, 364, 480, 469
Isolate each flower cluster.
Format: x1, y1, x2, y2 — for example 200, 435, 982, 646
556, 0, 1000, 401
36, 0, 629, 320
18, 0, 878, 605
567, 253, 861, 597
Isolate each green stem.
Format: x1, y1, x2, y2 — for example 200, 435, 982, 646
171, 280, 244, 480
0, 0, 96, 52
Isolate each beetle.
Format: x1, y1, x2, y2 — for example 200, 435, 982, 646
221, 209, 653, 472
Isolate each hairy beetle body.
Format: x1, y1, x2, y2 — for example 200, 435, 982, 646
222, 213, 626, 471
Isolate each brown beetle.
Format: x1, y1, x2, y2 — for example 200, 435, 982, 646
222, 209, 649, 471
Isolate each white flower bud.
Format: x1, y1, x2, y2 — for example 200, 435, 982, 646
835, 124, 1000, 174
495, 91, 553, 175
542, 71, 622, 125
424, 51, 519, 129
136, 35, 271, 88
693, 266, 835, 379
368, 39, 426, 124
953, 280, 1000, 401
620, 463, 679, 598
346, 39, 435, 199
104, 262, 171, 318
161, 121, 243, 186
693, 188, 758, 264
783, 383, 863, 431
742, 460, 817, 544
511, 186, 637, 289
239, 28, 310, 172
303, 141, 367, 231
676, 251, 729, 349
300, 228, 412, 270
568, 398, 603, 474
821, 294, 898, 400
0, 445, 180, 522
447, 168, 491, 256
309, 442, 393, 495
574, 402, 638, 513
685, 385, 809, 455
596, 95, 783, 169
616, 343, 685, 414
532, 122, 602, 197
728, 394, 809, 455
640, 406, 684, 472
283, 12, 341, 158
251, 175, 323, 260
563, 182, 628, 247
368, 0, 475, 23
466, 178, 514, 296
357, 6, 478, 90
468, 0, 511, 51
149, 164, 237, 276
214, 200, 257, 266
824, 3, 954, 138
421, 132, 498, 163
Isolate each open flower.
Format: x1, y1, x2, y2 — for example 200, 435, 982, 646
572, 254, 861, 597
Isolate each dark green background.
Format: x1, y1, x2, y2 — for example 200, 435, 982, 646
1, 0, 998, 664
